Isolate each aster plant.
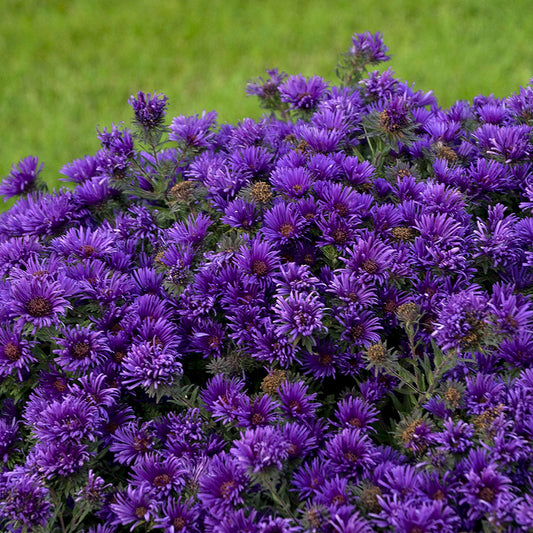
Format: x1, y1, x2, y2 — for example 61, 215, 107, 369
1, 32, 533, 533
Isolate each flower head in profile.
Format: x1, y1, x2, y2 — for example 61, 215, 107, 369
129, 91, 168, 131
0, 156, 44, 200
279, 74, 329, 111
121, 341, 182, 392
169, 110, 218, 151
230, 425, 290, 473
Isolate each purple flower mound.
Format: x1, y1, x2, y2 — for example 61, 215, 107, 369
2, 32, 533, 532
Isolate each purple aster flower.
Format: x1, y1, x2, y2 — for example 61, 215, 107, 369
9, 276, 70, 331
316, 181, 369, 218
130, 453, 186, 495
74, 469, 112, 506
314, 475, 352, 512
332, 396, 378, 432
53, 324, 111, 373
155, 497, 202, 533
121, 340, 183, 392
340, 231, 396, 283
0, 155, 43, 199
278, 380, 320, 422
0, 467, 51, 529
464, 373, 505, 415
109, 485, 158, 531
516, 493, 533, 529
235, 394, 280, 428
51, 225, 116, 260
474, 123, 531, 163
291, 457, 328, 498
322, 428, 378, 480
274, 261, 324, 296
230, 425, 290, 473
499, 331, 533, 367
279, 74, 329, 111
0, 325, 37, 380
249, 318, 300, 367
59, 154, 99, 184
197, 452, 249, 516
274, 290, 326, 343
0, 418, 20, 463
489, 282, 533, 336
282, 421, 317, 460
316, 212, 359, 248
327, 271, 378, 308
271, 166, 313, 198
30, 393, 100, 444
432, 287, 490, 353
435, 418, 475, 454
14, 189, 77, 236
201, 374, 247, 423
261, 202, 305, 245
166, 213, 212, 248
205, 508, 260, 533
349, 31, 390, 65
245, 67, 288, 107
301, 338, 344, 379
129, 91, 168, 130
110, 420, 155, 465
458, 451, 513, 522
29, 439, 92, 478
169, 110, 218, 150
337, 308, 382, 347
221, 198, 259, 229
234, 238, 280, 287
191, 319, 226, 358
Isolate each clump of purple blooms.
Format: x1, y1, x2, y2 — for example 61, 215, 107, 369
1, 31, 533, 532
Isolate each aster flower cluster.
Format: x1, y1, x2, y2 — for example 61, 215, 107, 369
1, 32, 533, 532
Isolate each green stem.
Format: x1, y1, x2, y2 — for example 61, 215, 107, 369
262, 475, 296, 522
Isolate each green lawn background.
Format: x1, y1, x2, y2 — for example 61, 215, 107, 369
1, 0, 532, 191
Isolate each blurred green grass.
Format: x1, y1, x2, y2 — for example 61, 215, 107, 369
1, 0, 532, 189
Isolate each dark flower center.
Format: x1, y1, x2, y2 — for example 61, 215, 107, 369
287, 443, 298, 456
292, 184, 303, 194
4, 342, 21, 362
26, 296, 52, 317
383, 299, 397, 314
280, 223, 294, 238
333, 202, 349, 217
348, 417, 362, 427
289, 400, 302, 413
332, 228, 348, 244
332, 494, 346, 505
173, 517, 187, 530
220, 480, 237, 498
207, 335, 220, 349
135, 506, 148, 518
83, 245, 96, 256
362, 259, 378, 274
343, 451, 358, 463
478, 486, 496, 503
54, 378, 67, 392
350, 325, 364, 340
133, 436, 150, 452
433, 489, 446, 500
318, 352, 333, 365
113, 351, 126, 363
251, 412, 264, 425
73, 341, 91, 359
410, 528, 424, 533
153, 473, 171, 487
252, 260, 268, 276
